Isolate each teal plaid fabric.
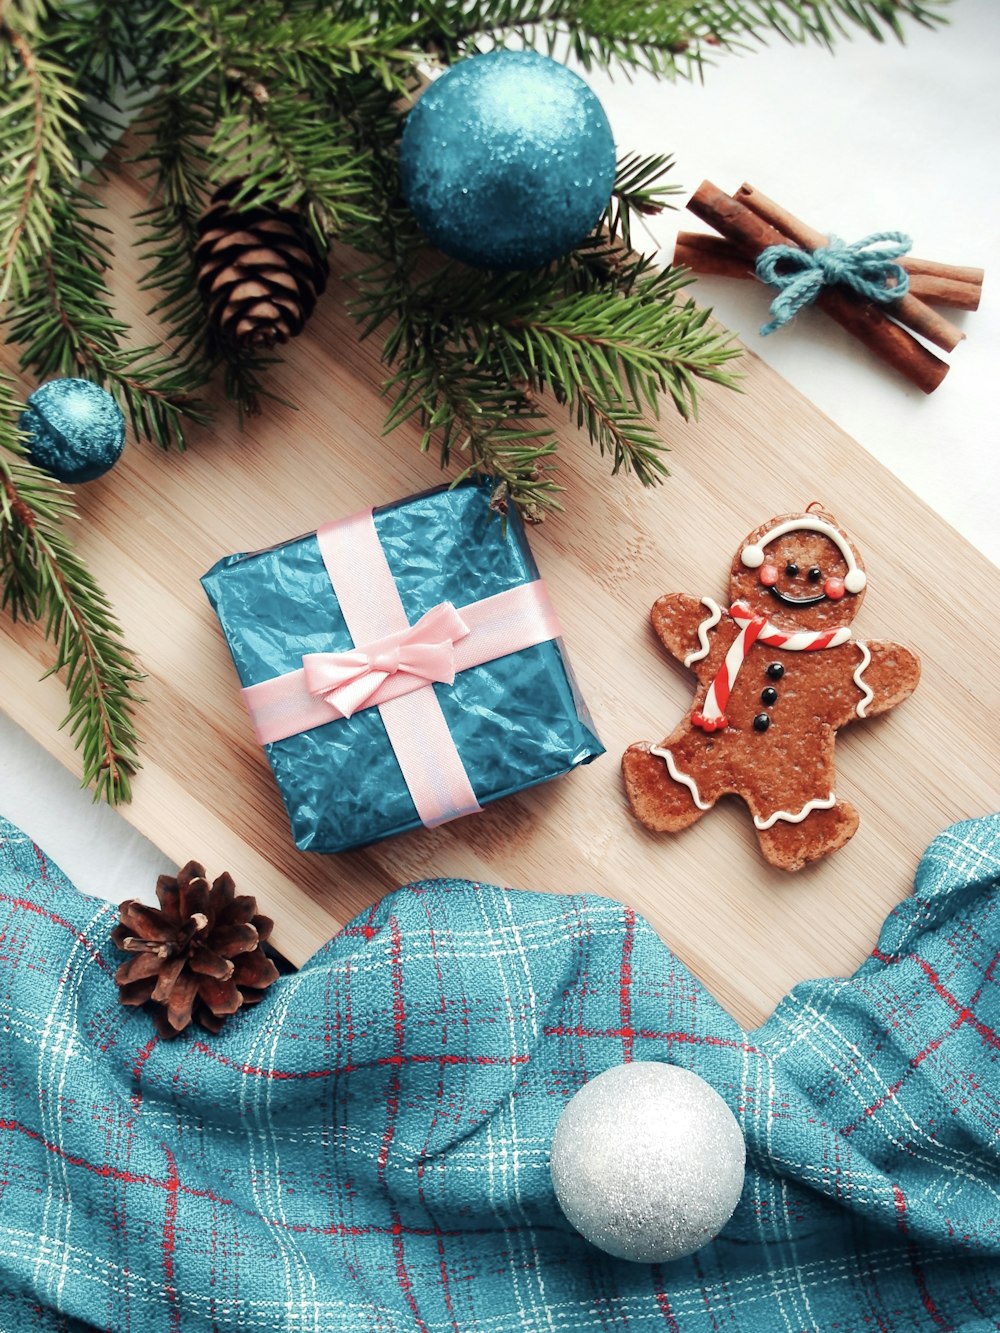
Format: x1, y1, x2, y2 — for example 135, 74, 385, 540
1, 814, 998, 1332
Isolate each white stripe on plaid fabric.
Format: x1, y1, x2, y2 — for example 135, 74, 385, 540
1, 817, 999, 1331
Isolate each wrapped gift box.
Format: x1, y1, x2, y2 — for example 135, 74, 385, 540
201, 480, 604, 852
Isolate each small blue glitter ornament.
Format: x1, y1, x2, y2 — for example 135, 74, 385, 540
20, 378, 126, 484
400, 50, 617, 270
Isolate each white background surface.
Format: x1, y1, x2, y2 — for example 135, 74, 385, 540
2, 0, 998, 906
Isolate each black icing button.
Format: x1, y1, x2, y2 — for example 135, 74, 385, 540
766, 662, 784, 680
761, 687, 778, 705
753, 713, 771, 732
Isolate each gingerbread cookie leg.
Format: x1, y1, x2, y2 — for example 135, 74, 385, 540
751, 798, 860, 873
622, 742, 713, 833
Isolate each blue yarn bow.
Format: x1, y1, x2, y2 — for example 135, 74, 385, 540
755, 231, 912, 335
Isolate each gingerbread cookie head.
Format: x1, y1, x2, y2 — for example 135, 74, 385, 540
730, 511, 866, 632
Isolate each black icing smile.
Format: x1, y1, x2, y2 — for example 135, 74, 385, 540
768, 586, 827, 608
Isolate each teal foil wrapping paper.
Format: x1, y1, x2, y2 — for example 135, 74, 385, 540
201, 481, 604, 852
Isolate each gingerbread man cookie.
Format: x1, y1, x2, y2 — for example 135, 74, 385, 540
622, 510, 920, 871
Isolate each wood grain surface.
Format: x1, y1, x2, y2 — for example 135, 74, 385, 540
4, 153, 999, 1029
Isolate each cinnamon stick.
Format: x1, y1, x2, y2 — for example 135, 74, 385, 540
735, 183, 965, 354
674, 233, 982, 310
906, 274, 981, 311
903, 256, 984, 286
687, 181, 949, 394
674, 238, 754, 281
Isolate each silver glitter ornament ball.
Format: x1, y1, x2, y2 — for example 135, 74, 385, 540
550, 1062, 746, 1263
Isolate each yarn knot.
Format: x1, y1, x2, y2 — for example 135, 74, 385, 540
755, 231, 912, 335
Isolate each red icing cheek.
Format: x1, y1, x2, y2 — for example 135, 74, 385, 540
758, 564, 779, 587
824, 577, 846, 600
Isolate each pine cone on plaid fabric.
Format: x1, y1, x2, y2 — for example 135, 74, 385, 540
113, 862, 280, 1038
194, 180, 328, 349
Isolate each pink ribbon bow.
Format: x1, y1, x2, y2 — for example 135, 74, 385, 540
302, 601, 470, 719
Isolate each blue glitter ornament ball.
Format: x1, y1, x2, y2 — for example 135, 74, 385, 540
20, 378, 126, 484
400, 50, 617, 270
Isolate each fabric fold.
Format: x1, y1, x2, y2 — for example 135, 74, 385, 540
1, 814, 998, 1330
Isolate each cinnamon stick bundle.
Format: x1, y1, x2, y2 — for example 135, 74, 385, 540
735, 184, 965, 354
674, 232, 983, 312
684, 181, 971, 393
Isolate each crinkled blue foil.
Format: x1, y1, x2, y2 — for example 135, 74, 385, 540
201, 480, 604, 852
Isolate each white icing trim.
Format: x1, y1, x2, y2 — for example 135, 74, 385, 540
649, 746, 713, 810
753, 794, 837, 830
853, 641, 874, 718
683, 597, 722, 668
740, 517, 867, 593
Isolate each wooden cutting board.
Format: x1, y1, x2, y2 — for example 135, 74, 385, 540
4, 155, 999, 1029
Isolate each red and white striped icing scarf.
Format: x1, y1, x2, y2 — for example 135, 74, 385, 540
692, 600, 851, 732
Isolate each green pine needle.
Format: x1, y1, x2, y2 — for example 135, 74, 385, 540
0, 372, 143, 804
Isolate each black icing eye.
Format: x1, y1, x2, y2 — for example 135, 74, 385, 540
785, 562, 799, 578
808, 566, 822, 582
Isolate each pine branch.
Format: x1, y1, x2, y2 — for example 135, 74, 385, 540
509, 273, 740, 478
349, 150, 738, 514
221, 7, 423, 96
0, 6, 81, 301
605, 152, 683, 249
0, 372, 143, 804
361, 249, 741, 511
4, 182, 210, 449
416, 0, 948, 76
41, 0, 164, 98
133, 84, 214, 360
209, 91, 368, 235
383, 353, 562, 518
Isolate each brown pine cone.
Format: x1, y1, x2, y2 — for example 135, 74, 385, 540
113, 862, 280, 1039
194, 180, 328, 350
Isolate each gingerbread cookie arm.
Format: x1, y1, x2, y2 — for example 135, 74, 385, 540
651, 594, 724, 679
836, 639, 921, 729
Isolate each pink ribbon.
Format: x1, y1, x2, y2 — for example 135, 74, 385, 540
302, 601, 469, 719
241, 506, 563, 829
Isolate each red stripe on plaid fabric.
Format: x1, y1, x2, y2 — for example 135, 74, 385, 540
968, 947, 1000, 1009
0, 1116, 515, 1242
339, 902, 383, 941
130, 1035, 159, 1112
650, 1267, 682, 1331
910, 1034, 949, 1068
842, 1029, 956, 1135
542, 1025, 761, 1055
378, 918, 405, 1179
0, 1118, 168, 1188
893, 1185, 950, 1328
841, 1076, 907, 1135
190, 1040, 528, 1078
0, 894, 110, 971
380, 916, 431, 1333
415, 911, 461, 1333
162, 1146, 181, 1332
620, 907, 635, 1064
872, 948, 1000, 1050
